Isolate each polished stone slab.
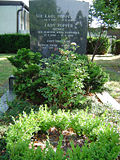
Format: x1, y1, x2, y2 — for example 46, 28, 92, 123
30, 0, 89, 56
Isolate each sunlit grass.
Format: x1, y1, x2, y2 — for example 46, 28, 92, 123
0, 59, 14, 86
0, 54, 15, 59
103, 69, 120, 82
91, 54, 120, 101
0, 54, 15, 96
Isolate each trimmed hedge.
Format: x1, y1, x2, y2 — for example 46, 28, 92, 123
0, 34, 111, 55
0, 34, 30, 53
112, 39, 120, 55
86, 37, 110, 55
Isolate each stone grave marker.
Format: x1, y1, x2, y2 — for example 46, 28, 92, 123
0, 76, 16, 114
30, 0, 89, 57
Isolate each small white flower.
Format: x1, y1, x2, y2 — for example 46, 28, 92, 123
71, 42, 77, 46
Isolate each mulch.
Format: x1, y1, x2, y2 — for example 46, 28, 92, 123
30, 127, 91, 153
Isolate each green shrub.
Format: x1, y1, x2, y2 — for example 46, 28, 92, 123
112, 39, 120, 55
8, 48, 42, 69
38, 50, 88, 108
83, 61, 109, 93
87, 37, 110, 55
8, 48, 45, 104
0, 34, 30, 53
8, 48, 109, 107
69, 130, 119, 160
6, 107, 120, 160
7, 135, 120, 160
0, 138, 10, 160
8, 138, 66, 160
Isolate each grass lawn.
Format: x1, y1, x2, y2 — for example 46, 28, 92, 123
93, 54, 120, 80
91, 54, 120, 102
0, 54, 15, 97
0, 54, 15, 59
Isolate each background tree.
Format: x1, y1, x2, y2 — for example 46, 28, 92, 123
88, 0, 120, 61
93, 0, 120, 27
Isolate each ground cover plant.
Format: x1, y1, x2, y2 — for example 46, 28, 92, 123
1, 99, 120, 159
0, 99, 39, 160
5, 106, 120, 160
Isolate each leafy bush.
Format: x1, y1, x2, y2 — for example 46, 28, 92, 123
8, 48, 41, 68
69, 131, 120, 160
6, 107, 120, 160
8, 48, 45, 104
83, 61, 109, 93
8, 138, 66, 160
87, 37, 110, 55
0, 34, 30, 53
37, 50, 88, 108
8, 48, 109, 107
112, 39, 120, 55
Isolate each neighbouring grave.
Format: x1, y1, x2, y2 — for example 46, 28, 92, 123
0, 91, 15, 113
0, 76, 16, 113
29, 0, 89, 57
96, 92, 120, 111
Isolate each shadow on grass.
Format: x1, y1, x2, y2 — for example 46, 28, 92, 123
94, 56, 120, 82
95, 57, 120, 66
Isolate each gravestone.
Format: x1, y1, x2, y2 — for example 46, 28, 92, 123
30, 0, 89, 57
0, 91, 16, 113
0, 76, 16, 114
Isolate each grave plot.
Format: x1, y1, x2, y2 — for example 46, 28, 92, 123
6, 108, 120, 159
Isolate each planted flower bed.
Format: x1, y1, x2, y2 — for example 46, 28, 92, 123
6, 107, 120, 160
4, 48, 120, 159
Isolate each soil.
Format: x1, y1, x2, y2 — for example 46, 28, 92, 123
29, 127, 91, 153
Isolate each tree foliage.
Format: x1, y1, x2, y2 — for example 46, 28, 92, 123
92, 0, 120, 27
88, 0, 120, 61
